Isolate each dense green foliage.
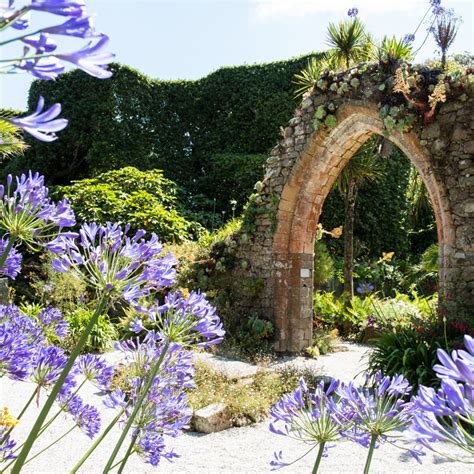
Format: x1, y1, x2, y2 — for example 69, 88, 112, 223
4, 59, 423, 256
57, 167, 201, 242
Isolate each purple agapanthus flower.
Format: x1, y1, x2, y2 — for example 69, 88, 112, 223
0, 171, 75, 252
30, 345, 68, 388
46, 222, 176, 313
30, 0, 85, 17
150, 290, 225, 348
407, 335, 474, 459
331, 372, 416, 460
348, 7, 359, 18
404, 33, 415, 43
268, 378, 341, 470
56, 393, 102, 438
106, 339, 194, 467
57, 34, 114, 79
433, 335, 474, 385
9, 96, 68, 142
76, 354, 114, 390
43, 15, 98, 38
17, 55, 65, 80
21, 33, 58, 53
0, 238, 22, 279
0, 427, 17, 463
35, 306, 69, 339
0, 321, 34, 380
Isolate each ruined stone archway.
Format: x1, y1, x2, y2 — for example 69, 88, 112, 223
233, 64, 473, 352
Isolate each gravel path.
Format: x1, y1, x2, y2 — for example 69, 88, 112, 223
1, 344, 472, 473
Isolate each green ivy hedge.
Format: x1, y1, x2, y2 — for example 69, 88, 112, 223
5, 56, 420, 257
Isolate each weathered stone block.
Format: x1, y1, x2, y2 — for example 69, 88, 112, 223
193, 403, 232, 433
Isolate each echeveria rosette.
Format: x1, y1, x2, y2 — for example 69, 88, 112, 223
130, 290, 225, 348
0, 172, 75, 257
8, 96, 68, 141
47, 222, 177, 313
269, 378, 343, 472
331, 373, 419, 472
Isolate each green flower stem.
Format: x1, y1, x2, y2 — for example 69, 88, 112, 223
103, 341, 170, 472
0, 7, 29, 33
0, 236, 15, 270
0, 53, 55, 63
31, 379, 88, 442
0, 27, 51, 47
3, 387, 37, 441
312, 442, 326, 474
24, 426, 77, 466
11, 294, 110, 474
363, 434, 378, 474
117, 433, 138, 474
70, 408, 126, 473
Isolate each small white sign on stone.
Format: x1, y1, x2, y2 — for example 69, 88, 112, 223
300, 268, 311, 278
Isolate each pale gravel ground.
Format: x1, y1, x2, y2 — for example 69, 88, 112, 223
1, 344, 472, 473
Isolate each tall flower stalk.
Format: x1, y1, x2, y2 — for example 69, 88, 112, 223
11, 222, 178, 471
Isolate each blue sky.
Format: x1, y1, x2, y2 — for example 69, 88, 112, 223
1, 0, 473, 110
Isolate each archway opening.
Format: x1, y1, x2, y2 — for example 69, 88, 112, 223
272, 103, 454, 352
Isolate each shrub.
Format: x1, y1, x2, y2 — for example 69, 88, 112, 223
29, 253, 87, 313
186, 362, 322, 426
60, 307, 118, 354
56, 167, 203, 243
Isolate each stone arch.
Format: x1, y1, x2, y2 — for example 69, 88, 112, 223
233, 64, 473, 352
272, 101, 455, 351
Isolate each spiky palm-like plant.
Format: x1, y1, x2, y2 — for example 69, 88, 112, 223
326, 17, 373, 69
377, 35, 414, 69
0, 118, 27, 159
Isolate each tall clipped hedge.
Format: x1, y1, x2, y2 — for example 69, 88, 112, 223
5, 55, 418, 257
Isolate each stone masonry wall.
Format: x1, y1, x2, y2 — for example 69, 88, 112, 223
233, 63, 474, 352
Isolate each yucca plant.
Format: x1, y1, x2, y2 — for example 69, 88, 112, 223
376, 35, 414, 69
326, 17, 373, 69
293, 56, 330, 98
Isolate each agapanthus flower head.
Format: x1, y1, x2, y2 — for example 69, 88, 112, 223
347, 7, 358, 18
0, 172, 75, 255
147, 290, 225, 348
408, 334, 474, 459
30, 0, 85, 17
30, 345, 68, 388
34, 306, 69, 339
9, 96, 68, 142
0, 238, 22, 279
76, 353, 114, 390
332, 373, 414, 453
106, 338, 194, 467
404, 33, 416, 43
356, 282, 375, 295
269, 378, 342, 470
47, 222, 176, 312
57, 34, 114, 79
0, 321, 34, 380
56, 393, 101, 439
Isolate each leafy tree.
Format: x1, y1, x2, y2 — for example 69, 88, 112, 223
333, 138, 385, 297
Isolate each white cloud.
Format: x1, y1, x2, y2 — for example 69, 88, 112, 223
251, 0, 432, 22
